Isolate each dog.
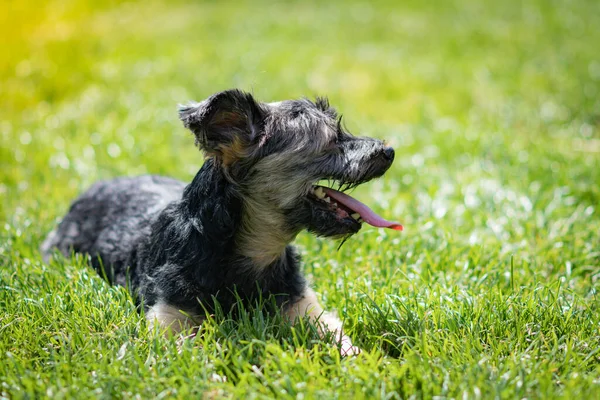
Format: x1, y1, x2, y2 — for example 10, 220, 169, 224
41, 89, 402, 356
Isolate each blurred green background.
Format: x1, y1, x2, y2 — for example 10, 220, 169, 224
2, 0, 599, 219
1, 0, 599, 398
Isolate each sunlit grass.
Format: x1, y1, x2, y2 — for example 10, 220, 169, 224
1, 0, 599, 398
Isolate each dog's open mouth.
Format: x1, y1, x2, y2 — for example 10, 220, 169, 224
308, 185, 403, 231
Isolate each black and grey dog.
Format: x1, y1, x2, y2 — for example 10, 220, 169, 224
42, 89, 402, 355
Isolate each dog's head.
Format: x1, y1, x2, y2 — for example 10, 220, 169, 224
179, 89, 400, 242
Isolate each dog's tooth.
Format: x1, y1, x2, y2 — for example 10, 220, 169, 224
314, 187, 325, 199
324, 196, 331, 203
351, 213, 360, 220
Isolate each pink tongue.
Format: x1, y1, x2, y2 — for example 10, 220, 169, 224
323, 187, 403, 231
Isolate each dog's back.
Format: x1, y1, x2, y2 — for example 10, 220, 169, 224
41, 175, 185, 285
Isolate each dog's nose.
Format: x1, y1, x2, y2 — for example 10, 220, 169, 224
382, 146, 395, 162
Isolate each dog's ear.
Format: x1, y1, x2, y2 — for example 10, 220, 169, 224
179, 89, 266, 165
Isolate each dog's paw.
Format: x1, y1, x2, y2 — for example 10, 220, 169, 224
339, 336, 361, 357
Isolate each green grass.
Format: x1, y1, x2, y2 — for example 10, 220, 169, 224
2, 0, 600, 398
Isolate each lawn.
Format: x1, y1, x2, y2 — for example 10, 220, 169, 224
1, 0, 599, 398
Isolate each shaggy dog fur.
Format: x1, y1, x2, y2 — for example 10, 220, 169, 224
42, 89, 396, 355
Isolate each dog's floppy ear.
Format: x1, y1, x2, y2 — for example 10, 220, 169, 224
179, 89, 265, 165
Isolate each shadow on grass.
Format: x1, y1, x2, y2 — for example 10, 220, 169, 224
180, 293, 352, 385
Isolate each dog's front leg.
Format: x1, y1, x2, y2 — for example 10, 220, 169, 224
145, 302, 200, 336
285, 287, 361, 356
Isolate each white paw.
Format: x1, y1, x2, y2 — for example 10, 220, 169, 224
340, 337, 361, 356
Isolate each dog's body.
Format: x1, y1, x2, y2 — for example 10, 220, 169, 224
42, 89, 398, 355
